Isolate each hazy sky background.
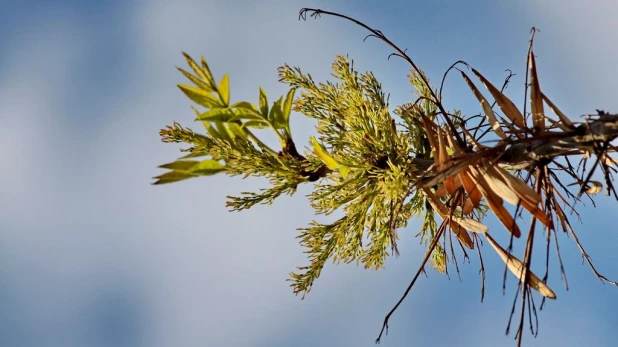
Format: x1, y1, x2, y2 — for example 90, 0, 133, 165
1, 1, 617, 346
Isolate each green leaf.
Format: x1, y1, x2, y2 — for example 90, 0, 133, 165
177, 67, 211, 92
258, 87, 269, 118
196, 108, 235, 122
242, 120, 270, 129
218, 74, 230, 105
226, 122, 246, 139
203, 122, 222, 140
229, 112, 263, 123
158, 160, 199, 171
228, 102, 263, 122
310, 136, 340, 170
156, 159, 224, 177
180, 151, 208, 159
200, 56, 216, 86
152, 170, 197, 185
182, 52, 214, 87
281, 88, 296, 128
215, 122, 232, 142
269, 96, 284, 126
338, 165, 350, 179
178, 85, 221, 108
231, 101, 261, 114
191, 106, 222, 139
190, 159, 225, 175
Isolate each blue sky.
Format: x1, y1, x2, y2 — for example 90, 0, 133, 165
1, 1, 617, 346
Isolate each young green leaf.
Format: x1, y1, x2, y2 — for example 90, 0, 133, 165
200, 56, 215, 86
229, 111, 264, 123
229, 102, 263, 122
180, 151, 209, 159
196, 108, 235, 122
269, 96, 284, 127
215, 122, 232, 143
281, 88, 296, 131
191, 106, 222, 140
203, 121, 222, 140
218, 74, 230, 105
158, 160, 199, 171
226, 122, 246, 139
231, 101, 261, 114
258, 87, 269, 118
152, 170, 197, 185
190, 159, 225, 175
177, 67, 211, 92
310, 136, 339, 170
178, 85, 222, 108
338, 165, 350, 179
242, 120, 270, 129
182, 52, 214, 88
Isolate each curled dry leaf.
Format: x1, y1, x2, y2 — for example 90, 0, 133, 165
471, 68, 526, 130
436, 128, 459, 194
460, 170, 482, 209
489, 165, 551, 227
435, 175, 462, 198
529, 52, 545, 132
585, 181, 603, 195
421, 153, 481, 190
542, 93, 573, 130
485, 233, 557, 299
602, 154, 617, 167
422, 188, 487, 243
480, 166, 520, 205
468, 167, 521, 237
461, 71, 506, 140
569, 180, 604, 195
460, 125, 486, 151
449, 221, 474, 248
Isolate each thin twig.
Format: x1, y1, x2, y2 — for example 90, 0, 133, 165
375, 223, 446, 343
299, 8, 466, 148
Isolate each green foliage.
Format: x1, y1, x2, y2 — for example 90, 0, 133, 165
158, 52, 458, 296
154, 51, 307, 205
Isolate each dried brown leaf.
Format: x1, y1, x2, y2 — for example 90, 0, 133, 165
529, 52, 545, 131
461, 71, 506, 139
585, 181, 603, 195
468, 167, 521, 237
449, 221, 475, 249
542, 92, 573, 129
460, 126, 486, 151
485, 233, 557, 299
460, 171, 482, 208
423, 188, 489, 234
422, 159, 471, 190
462, 198, 475, 215
472, 68, 526, 129
481, 167, 520, 205
489, 166, 551, 227
421, 114, 439, 159
435, 176, 462, 198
